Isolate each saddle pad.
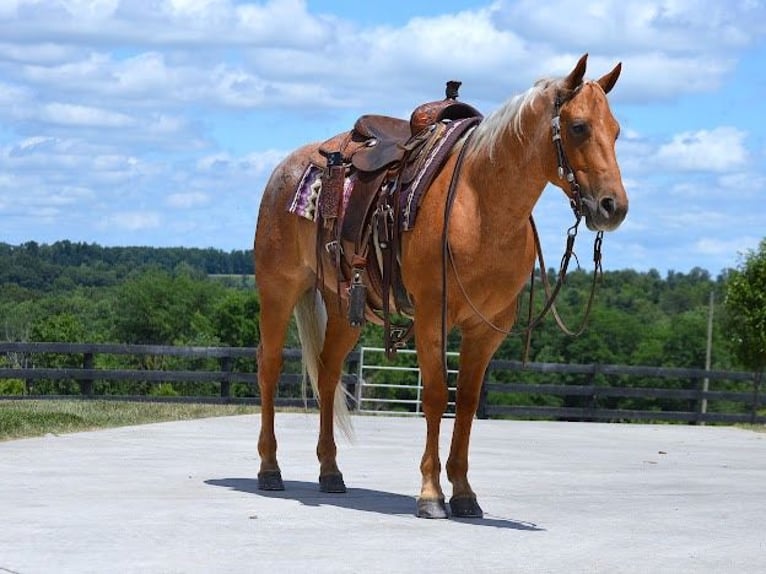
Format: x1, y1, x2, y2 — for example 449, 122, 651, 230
400, 117, 481, 230
288, 164, 353, 222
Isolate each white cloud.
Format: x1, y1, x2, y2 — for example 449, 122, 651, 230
0, 42, 74, 65
378, 10, 526, 71
655, 127, 748, 172
717, 171, 766, 195
166, 191, 209, 208
103, 211, 161, 231
165, 0, 227, 16
241, 150, 289, 174
143, 114, 186, 136
235, 0, 331, 48
42, 102, 134, 128
0, 80, 31, 107
196, 150, 286, 175
45, 186, 96, 206
211, 66, 266, 107
695, 236, 761, 257
0, 0, 753, 124
489, 0, 765, 103
0, 0, 19, 18
61, 0, 119, 21
616, 53, 734, 102
494, 0, 766, 52
113, 52, 174, 94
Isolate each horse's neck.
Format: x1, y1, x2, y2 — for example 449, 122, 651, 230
464, 129, 550, 234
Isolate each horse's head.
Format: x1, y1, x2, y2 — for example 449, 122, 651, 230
549, 54, 628, 232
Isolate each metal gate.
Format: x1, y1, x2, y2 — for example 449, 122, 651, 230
355, 346, 459, 416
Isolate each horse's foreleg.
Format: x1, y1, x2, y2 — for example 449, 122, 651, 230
446, 324, 508, 518
414, 320, 450, 519
316, 296, 360, 493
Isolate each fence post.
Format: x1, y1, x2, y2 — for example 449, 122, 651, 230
80, 352, 94, 396
345, 352, 360, 411
694, 376, 707, 426
477, 363, 490, 420
220, 356, 232, 400
23, 353, 34, 395
588, 363, 600, 418
752, 370, 763, 424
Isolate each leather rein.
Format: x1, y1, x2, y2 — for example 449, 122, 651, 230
440, 91, 604, 372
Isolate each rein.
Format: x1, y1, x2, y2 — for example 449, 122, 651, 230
529, 217, 603, 337
447, 213, 603, 336
441, 129, 477, 383
439, 91, 603, 369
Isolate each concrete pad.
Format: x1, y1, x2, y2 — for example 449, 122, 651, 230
1, 413, 764, 573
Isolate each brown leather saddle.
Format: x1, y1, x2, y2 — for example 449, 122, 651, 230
316, 82, 482, 354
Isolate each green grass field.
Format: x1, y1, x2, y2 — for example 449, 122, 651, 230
0, 400, 260, 441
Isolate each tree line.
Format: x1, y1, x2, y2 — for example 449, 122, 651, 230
0, 240, 253, 292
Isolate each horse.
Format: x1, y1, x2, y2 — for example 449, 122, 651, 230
253, 54, 628, 519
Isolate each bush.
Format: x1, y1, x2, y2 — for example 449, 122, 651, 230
0, 379, 26, 395
150, 383, 180, 397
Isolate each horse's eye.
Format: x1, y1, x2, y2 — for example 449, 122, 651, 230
570, 121, 589, 137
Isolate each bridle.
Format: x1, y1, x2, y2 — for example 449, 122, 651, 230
541, 90, 605, 336
552, 92, 585, 220
439, 88, 605, 372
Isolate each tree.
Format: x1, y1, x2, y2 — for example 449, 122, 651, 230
724, 239, 766, 375
111, 267, 225, 345
210, 290, 260, 347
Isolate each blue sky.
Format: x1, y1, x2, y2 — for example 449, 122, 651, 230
0, 0, 764, 275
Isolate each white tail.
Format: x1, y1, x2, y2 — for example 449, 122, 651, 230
293, 288, 354, 439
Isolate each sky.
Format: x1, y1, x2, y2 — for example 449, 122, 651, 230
0, 0, 764, 276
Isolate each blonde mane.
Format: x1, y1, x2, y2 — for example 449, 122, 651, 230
467, 79, 553, 160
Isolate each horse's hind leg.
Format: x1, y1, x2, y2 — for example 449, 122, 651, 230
254, 146, 323, 491
256, 281, 308, 491
314, 293, 360, 492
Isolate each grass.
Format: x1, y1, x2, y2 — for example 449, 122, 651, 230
2, 399, 762, 442
0, 400, 260, 441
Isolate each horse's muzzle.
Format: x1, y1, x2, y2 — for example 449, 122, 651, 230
581, 193, 627, 232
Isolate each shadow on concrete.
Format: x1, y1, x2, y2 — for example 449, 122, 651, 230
205, 478, 544, 531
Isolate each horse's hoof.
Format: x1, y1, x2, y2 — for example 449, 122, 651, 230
319, 473, 347, 493
416, 497, 449, 519
257, 470, 285, 491
449, 495, 484, 518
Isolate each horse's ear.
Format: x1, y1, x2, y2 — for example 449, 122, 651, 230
563, 53, 588, 90
597, 62, 622, 94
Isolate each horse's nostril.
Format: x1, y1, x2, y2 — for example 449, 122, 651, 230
600, 197, 616, 216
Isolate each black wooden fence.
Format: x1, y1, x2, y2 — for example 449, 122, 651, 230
480, 359, 763, 424
0, 342, 352, 408
0, 342, 763, 424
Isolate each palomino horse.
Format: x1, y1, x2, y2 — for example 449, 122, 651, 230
253, 54, 628, 519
